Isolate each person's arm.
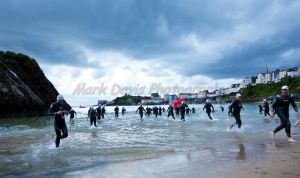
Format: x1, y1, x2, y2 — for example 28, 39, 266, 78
228, 102, 233, 115
48, 103, 56, 116
270, 97, 279, 118
290, 96, 299, 113
211, 104, 215, 112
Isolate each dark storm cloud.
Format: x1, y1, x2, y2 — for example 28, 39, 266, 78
0, 0, 300, 79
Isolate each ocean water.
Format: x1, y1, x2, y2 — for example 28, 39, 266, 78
0, 103, 300, 177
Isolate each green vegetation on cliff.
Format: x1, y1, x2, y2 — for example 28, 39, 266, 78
112, 94, 151, 105
241, 77, 300, 100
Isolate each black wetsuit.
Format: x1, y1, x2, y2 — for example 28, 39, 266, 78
263, 102, 270, 116
89, 109, 97, 127
158, 107, 162, 116
96, 106, 102, 120
167, 105, 175, 119
220, 106, 224, 112
186, 108, 191, 114
69, 110, 76, 122
229, 100, 243, 128
136, 106, 146, 119
153, 107, 158, 117
48, 100, 71, 148
203, 103, 214, 120
258, 105, 263, 114
101, 107, 106, 119
114, 106, 119, 118
146, 107, 152, 117
192, 107, 196, 113
122, 107, 126, 115
272, 94, 298, 137
179, 103, 188, 121
175, 107, 180, 115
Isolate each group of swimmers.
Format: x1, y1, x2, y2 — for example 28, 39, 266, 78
48, 85, 299, 147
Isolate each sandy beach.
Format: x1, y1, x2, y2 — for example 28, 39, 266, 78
59, 133, 300, 178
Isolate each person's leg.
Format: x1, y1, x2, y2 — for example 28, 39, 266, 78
61, 125, 68, 139
273, 112, 287, 134
55, 128, 61, 148
235, 114, 242, 128
94, 117, 97, 127
207, 112, 212, 120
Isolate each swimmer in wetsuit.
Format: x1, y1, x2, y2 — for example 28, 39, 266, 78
48, 95, 71, 148
203, 100, 214, 120
228, 94, 244, 129
270, 86, 299, 142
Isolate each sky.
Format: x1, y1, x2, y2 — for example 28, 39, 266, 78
1, 0, 300, 105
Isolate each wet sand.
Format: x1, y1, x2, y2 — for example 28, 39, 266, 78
228, 141, 300, 178
59, 135, 300, 178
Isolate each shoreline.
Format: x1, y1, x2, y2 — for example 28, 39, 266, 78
55, 134, 300, 178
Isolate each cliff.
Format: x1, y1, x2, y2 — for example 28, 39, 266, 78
0, 51, 59, 117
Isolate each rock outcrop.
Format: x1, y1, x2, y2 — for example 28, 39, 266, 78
0, 51, 59, 117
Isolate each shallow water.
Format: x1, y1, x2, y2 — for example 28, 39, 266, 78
0, 103, 300, 177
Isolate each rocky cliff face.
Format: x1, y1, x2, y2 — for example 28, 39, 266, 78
0, 51, 59, 117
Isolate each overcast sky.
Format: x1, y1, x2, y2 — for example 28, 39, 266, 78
1, 0, 300, 105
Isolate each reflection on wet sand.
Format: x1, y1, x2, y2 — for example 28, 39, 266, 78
236, 144, 246, 160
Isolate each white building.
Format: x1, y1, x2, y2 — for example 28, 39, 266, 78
198, 90, 208, 99
265, 73, 272, 83
279, 70, 287, 79
244, 77, 252, 85
272, 71, 280, 83
179, 93, 198, 99
256, 73, 265, 84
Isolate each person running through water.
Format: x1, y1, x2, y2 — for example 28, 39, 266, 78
262, 99, 270, 117
175, 107, 180, 115
179, 101, 188, 121
158, 106, 162, 116
153, 106, 158, 117
167, 104, 175, 119
270, 86, 299, 142
162, 107, 166, 112
186, 107, 191, 114
192, 107, 196, 113
69, 109, 76, 123
96, 105, 102, 120
220, 106, 224, 112
89, 107, 97, 127
136, 104, 146, 119
203, 100, 214, 120
228, 93, 244, 129
48, 95, 71, 148
146, 107, 152, 117
122, 107, 126, 115
101, 106, 106, 119
258, 105, 263, 114
114, 105, 119, 118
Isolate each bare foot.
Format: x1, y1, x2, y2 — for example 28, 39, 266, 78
294, 120, 300, 127
288, 137, 295, 142
271, 132, 275, 139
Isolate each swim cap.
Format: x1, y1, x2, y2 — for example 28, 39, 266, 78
57, 95, 64, 101
281, 85, 289, 90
